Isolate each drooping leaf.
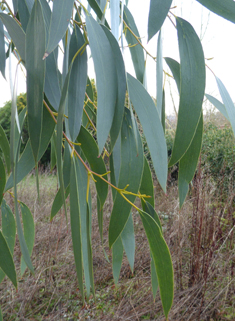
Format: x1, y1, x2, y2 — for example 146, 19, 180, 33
156, 30, 163, 119
0, 157, 6, 206
112, 236, 123, 285
0, 19, 5, 78
127, 73, 167, 192
18, 0, 30, 32
205, 94, 228, 120
121, 213, 135, 272
196, 0, 235, 24
0, 125, 10, 174
148, 0, 172, 41
26, 0, 46, 162
45, 48, 61, 111
20, 202, 35, 276
101, 25, 126, 150
165, 57, 181, 92
139, 210, 173, 319
87, 0, 110, 28
45, 0, 74, 57
82, 77, 95, 127
86, 14, 117, 153
70, 154, 93, 300
0, 13, 26, 61
0, 199, 16, 284
50, 131, 57, 171
151, 254, 159, 299
5, 105, 55, 191
142, 201, 162, 233
169, 18, 205, 166
109, 108, 144, 248
50, 186, 70, 220
68, 25, 87, 141
139, 156, 155, 208
110, 0, 119, 40
179, 114, 203, 208
123, 5, 145, 84
216, 77, 235, 137
0, 231, 17, 288
161, 89, 165, 133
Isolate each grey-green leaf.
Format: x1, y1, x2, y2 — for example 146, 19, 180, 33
68, 25, 87, 141
139, 156, 155, 208
20, 202, 35, 276
205, 94, 228, 120
0, 19, 5, 78
121, 214, 135, 272
140, 210, 173, 319
156, 30, 163, 119
179, 114, 203, 208
0, 13, 26, 61
86, 14, 117, 153
148, 0, 172, 41
0, 231, 17, 288
26, 0, 46, 162
169, 17, 205, 166
109, 108, 144, 247
216, 77, 235, 137
0, 125, 10, 174
123, 5, 145, 84
5, 105, 55, 191
196, 0, 235, 24
101, 25, 126, 151
127, 73, 167, 192
0, 157, 6, 205
45, 0, 74, 56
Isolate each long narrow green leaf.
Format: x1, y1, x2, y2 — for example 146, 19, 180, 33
0, 231, 17, 288
169, 18, 205, 166
5, 105, 55, 191
127, 73, 167, 192
26, 0, 46, 162
123, 5, 145, 84
148, 0, 172, 41
0, 19, 5, 78
50, 131, 57, 171
139, 210, 173, 319
205, 94, 228, 120
20, 202, 35, 276
151, 254, 159, 299
196, 0, 235, 24
0, 125, 10, 174
50, 186, 70, 221
87, 0, 110, 28
86, 14, 117, 153
101, 26, 126, 151
110, 0, 119, 40
179, 114, 203, 208
45, 0, 74, 57
216, 77, 235, 137
164, 57, 180, 92
109, 108, 144, 248
156, 30, 163, 119
56, 66, 73, 222
18, 0, 30, 32
0, 13, 26, 61
45, 48, 61, 111
82, 77, 94, 127
68, 25, 87, 141
112, 236, 123, 285
121, 214, 135, 272
0, 157, 6, 206
70, 155, 93, 301
139, 156, 155, 208
0, 199, 16, 284
142, 201, 162, 233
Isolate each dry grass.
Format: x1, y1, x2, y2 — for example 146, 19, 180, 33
0, 169, 235, 320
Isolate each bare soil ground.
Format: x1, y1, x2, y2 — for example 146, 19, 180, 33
0, 171, 235, 320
